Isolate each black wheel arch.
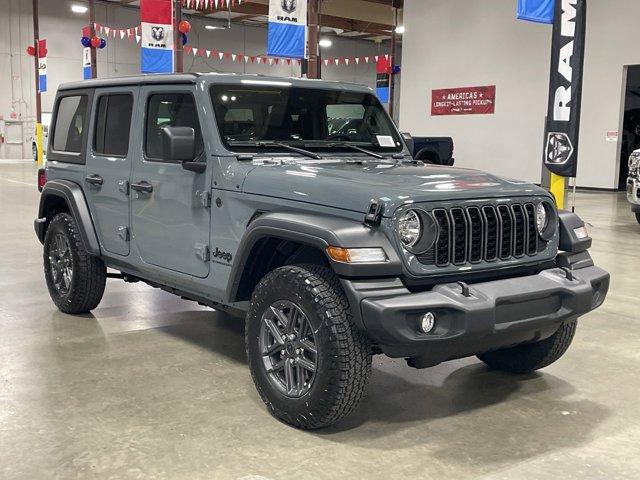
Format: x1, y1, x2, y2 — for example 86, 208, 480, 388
35, 179, 101, 256
226, 211, 402, 304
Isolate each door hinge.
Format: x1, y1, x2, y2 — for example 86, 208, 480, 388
197, 190, 212, 208
195, 243, 210, 262
118, 180, 130, 195
117, 226, 130, 242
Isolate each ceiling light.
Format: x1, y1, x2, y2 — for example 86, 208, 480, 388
395, 25, 405, 34
71, 4, 88, 14
319, 38, 332, 48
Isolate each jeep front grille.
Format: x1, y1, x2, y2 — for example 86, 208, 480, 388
417, 203, 542, 267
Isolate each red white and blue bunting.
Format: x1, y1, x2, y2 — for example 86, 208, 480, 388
182, 0, 243, 9
93, 22, 388, 68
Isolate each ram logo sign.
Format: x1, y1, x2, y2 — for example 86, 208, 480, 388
542, 0, 587, 178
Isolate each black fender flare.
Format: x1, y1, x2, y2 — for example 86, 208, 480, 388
558, 209, 592, 253
35, 179, 101, 256
225, 211, 402, 303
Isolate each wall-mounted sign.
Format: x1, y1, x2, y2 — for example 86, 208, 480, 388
431, 85, 496, 116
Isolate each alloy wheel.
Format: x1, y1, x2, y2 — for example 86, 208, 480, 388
49, 233, 73, 296
259, 300, 318, 398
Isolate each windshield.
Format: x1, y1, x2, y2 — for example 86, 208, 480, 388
210, 84, 403, 153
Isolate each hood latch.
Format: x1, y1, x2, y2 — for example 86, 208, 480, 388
364, 200, 384, 228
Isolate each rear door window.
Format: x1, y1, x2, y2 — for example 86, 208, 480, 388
52, 95, 88, 153
94, 94, 134, 157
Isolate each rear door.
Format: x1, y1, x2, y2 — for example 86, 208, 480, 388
84, 88, 137, 256
130, 86, 211, 278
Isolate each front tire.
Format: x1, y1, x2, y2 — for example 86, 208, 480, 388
477, 320, 577, 374
245, 265, 372, 429
43, 213, 106, 314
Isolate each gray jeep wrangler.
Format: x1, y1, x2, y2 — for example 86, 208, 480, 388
35, 73, 609, 429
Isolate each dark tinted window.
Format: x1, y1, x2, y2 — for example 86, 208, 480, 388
210, 85, 402, 152
94, 94, 133, 156
145, 93, 203, 160
53, 95, 88, 153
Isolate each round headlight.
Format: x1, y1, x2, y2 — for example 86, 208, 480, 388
536, 203, 548, 235
397, 210, 422, 247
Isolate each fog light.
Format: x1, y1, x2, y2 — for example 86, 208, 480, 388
419, 312, 436, 333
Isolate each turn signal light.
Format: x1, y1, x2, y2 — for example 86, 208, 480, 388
326, 247, 387, 264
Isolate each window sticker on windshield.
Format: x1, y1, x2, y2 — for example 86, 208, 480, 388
376, 135, 396, 148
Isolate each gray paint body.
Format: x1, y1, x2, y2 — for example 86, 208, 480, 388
37, 73, 609, 361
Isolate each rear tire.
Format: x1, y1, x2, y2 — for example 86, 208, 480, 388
43, 213, 106, 314
477, 320, 577, 374
245, 265, 372, 429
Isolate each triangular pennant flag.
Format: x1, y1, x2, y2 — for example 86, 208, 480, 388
384, 54, 389, 60
120, 30, 126, 39
355, 57, 360, 64
334, 58, 339, 65
250, 56, 256, 63
104, 27, 110, 35
324, 59, 329, 66
297, 59, 302, 65
231, 54, 237, 62
286, 59, 291, 65
135, 35, 141, 44
365, 56, 370, 63
206, 50, 211, 57
218, 52, 224, 60
345, 58, 350, 65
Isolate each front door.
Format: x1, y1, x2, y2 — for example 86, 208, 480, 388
85, 88, 137, 256
130, 86, 211, 278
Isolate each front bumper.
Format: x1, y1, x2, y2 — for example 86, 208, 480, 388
627, 177, 640, 209
341, 265, 609, 367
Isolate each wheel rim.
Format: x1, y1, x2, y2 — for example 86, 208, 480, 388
259, 300, 318, 398
49, 233, 73, 296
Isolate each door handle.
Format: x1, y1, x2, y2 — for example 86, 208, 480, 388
85, 174, 104, 186
130, 181, 153, 194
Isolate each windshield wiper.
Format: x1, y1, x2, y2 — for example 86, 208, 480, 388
229, 141, 322, 160
326, 143, 385, 160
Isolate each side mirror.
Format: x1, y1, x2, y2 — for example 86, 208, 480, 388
161, 126, 206, 174
401, 132, 415, 157
161, 126, 196, 162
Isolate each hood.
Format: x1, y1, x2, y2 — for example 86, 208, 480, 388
241, 157, 550, 216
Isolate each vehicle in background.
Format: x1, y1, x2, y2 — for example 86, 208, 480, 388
35, 73, 609, 430
401, 133, 454, 166
627, 149, 640, 223
31, 114, 51, 162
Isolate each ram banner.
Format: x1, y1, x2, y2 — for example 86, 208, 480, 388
140, 0, 174, 73
543, 0, 587, 177
267, 0, 307, 59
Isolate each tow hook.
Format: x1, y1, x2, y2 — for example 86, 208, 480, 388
561, 267, 575, 281
457, 281, 472, 298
